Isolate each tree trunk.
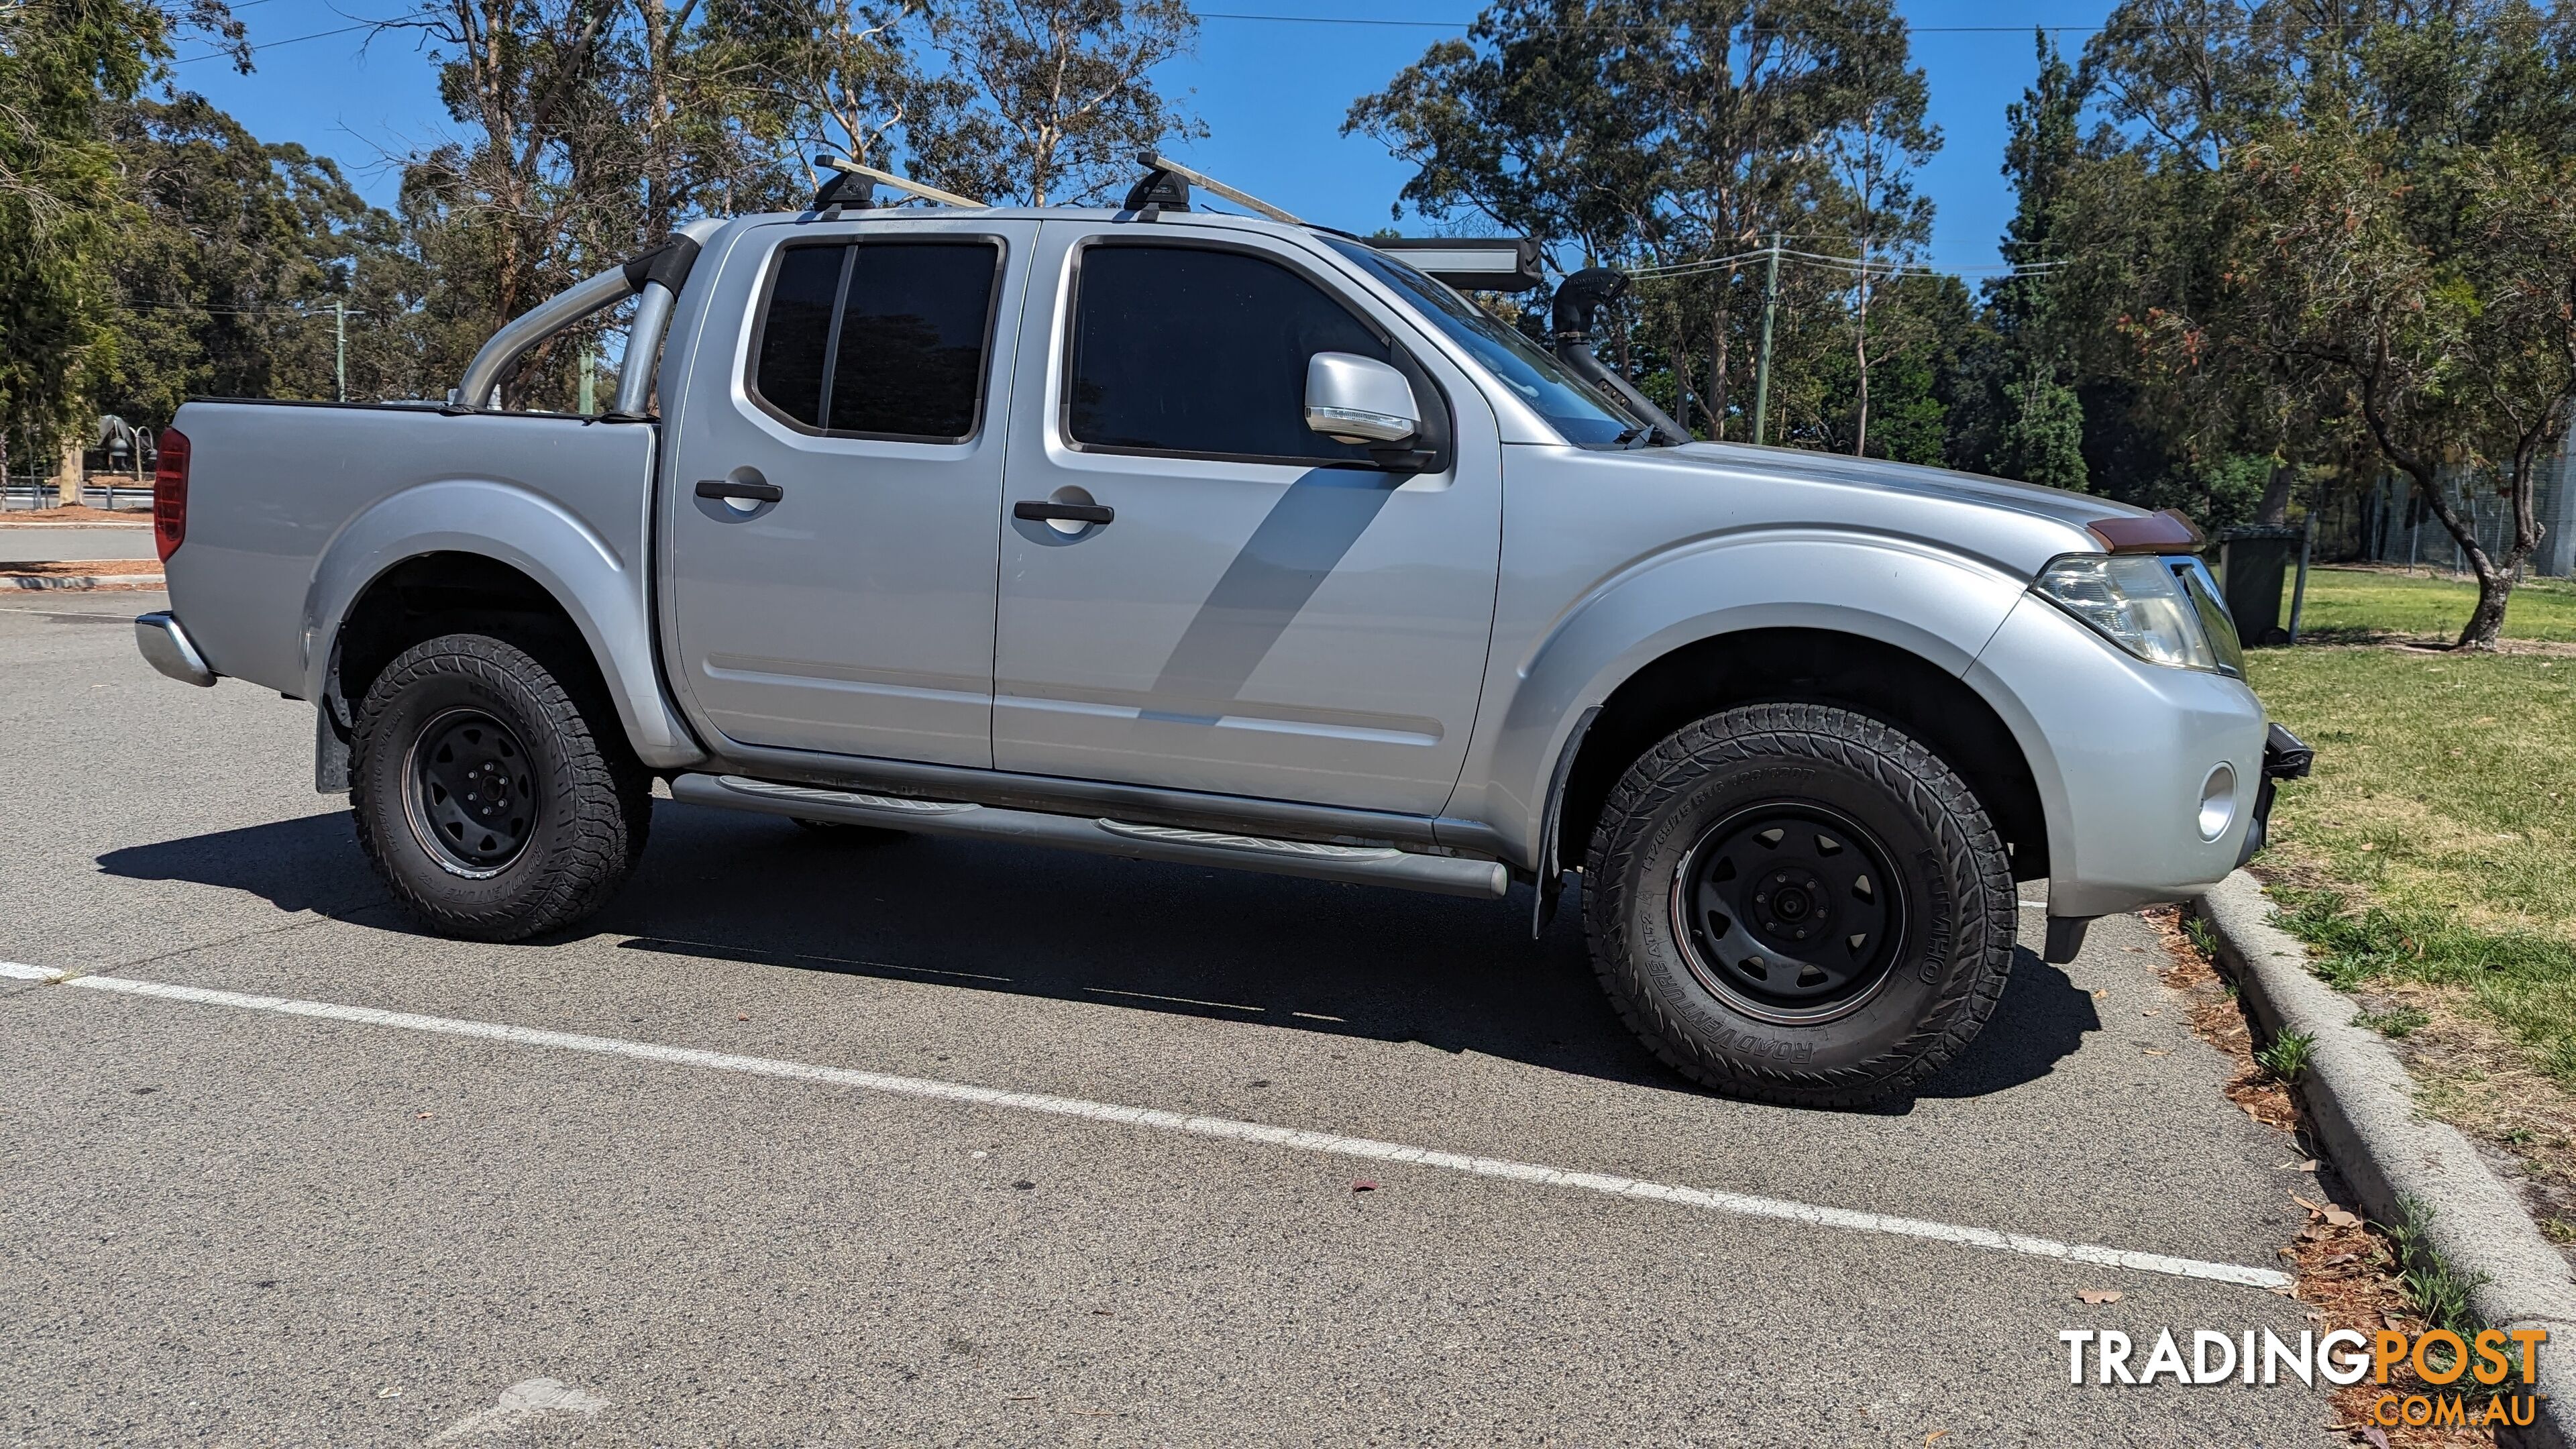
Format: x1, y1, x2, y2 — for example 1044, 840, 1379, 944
2458, 557, 2517, 648
2455, 444, 2551, 649
55, 433, 84, 506
642, 0, 674, 240
2404, 468, 2518, 650
1666, 319, 1693, 436
2255, 461, 2297, 525
1851, 273, 1872, 458
1707, 284, 1731, 441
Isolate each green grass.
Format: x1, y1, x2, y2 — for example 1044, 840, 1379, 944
2257, 1029, 2316, 1081
2383, 1197, 2489, 1346
2246, 645, 2576, 1083
2290, 566, 2576, 643
2355, 1005, 2432, 1038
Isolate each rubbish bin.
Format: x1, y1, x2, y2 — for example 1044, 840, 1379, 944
2219, 525, 2304, 646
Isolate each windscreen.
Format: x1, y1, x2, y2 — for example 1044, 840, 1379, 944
1327, 238, 1641, 447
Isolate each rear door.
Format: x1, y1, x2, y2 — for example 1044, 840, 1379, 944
989, 225, 1503, 816
663, 217, 1034, 766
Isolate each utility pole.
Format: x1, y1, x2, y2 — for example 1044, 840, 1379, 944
580, 345, 596, 415
1750, 233, 1782, 446
333, 299, 347, 402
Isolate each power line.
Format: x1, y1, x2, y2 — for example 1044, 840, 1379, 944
172, 20, 375, 65
1625, 250, 2068, 282
1195, 11, 2207, 32
115, 299, 390, 317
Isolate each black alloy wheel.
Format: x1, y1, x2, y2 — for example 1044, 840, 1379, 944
1670, 802, 1902, 1026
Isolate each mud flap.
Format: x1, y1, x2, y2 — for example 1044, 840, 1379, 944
315, 694, 353, 793
1532, 705, 1600, 938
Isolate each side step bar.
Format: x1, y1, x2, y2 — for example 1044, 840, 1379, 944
667, 773, 1511, 900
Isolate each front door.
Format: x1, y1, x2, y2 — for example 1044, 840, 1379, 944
664, 217, 1034, 767
991, 227, 1502, 816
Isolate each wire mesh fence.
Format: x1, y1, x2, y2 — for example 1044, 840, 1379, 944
2347, 458, 2576, 578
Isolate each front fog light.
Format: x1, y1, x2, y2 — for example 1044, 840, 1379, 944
2198, 763, 2238, 841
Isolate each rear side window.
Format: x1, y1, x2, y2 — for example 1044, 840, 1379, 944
752, 247, 843, 426
1067, 244, 1395, 465
749, 239, 1001, 441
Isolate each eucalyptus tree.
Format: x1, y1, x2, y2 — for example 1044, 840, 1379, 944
700, 0, 922, 191
386, 0, 649, 400
906, 0, 1201, 207
1609, 0, 1921, 437
1343, 0, 1644, 266
1815, 5, 1932, 457
1349, 0, 1937, 443
1980, 31, 2088, 491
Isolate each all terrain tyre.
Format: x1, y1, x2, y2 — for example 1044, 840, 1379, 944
1582, 702, 2016, 1106
350, 633, 651, 941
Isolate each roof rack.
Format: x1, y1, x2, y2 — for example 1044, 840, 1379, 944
813, 155, 987, 211
1125, 153, 1307, 226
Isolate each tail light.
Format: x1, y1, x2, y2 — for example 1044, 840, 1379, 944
154, 427, 189, 561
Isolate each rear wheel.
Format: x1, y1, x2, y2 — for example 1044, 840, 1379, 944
351, 633, 649, 941
1582, 703, 2015, 1106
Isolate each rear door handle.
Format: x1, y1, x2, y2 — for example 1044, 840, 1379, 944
1012, 500, 1114, 525
697, 478, 784, 502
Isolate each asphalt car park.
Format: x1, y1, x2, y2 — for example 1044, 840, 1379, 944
4, 590, 2342, 1446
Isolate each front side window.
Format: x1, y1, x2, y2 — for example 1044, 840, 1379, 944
749, 239, 1000, 441
1066, 244, 1399, 466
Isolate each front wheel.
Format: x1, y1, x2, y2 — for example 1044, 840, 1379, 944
1582, 703, 2016, 1106
350, 633, 650, 941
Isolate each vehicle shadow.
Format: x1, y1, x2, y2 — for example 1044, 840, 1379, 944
96, 799, 2100, 1109
95, 808, 389, 919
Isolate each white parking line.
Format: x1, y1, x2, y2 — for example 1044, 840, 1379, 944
2, 959, 2293, 1292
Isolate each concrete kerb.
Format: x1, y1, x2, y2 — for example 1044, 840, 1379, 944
2196, 869, 2576, 1447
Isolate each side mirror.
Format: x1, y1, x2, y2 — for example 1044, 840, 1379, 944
1304, 352, 1419, 445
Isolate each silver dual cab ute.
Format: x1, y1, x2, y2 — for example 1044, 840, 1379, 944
136, 159, 2309, 1106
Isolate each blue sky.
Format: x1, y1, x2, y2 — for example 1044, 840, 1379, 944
168, 0, 2116, 271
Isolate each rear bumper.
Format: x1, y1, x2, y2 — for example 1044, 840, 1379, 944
135, 611, 217, 687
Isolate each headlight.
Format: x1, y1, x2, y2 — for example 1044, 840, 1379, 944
2033, 553, 2231, 673
2171, 555, 2247, 675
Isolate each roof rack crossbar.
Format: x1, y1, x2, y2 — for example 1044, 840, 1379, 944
816, 156, 987, 210
1136, 152, 1305, 227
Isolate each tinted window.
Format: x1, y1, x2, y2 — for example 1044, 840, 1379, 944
752, 246, 843, 428
1068, 245, 1395, 463
828, 244, 998, 438
750, 240, 999, 440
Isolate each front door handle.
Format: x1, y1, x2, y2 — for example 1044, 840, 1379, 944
697, 478, 784, 503
1012, 499, 1114, 526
